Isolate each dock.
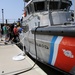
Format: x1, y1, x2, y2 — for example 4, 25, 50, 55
0, 40, 47, 75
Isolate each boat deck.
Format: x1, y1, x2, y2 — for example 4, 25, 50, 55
0, 40, 47, 75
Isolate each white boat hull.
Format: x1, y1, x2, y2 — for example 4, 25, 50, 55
19, 31, 75, 74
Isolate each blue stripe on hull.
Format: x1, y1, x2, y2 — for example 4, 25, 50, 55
48, 36, 58, 64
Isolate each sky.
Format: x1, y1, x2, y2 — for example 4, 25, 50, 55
0, 0, 74, 23
0, 0, 24, 23
70, 0, 74, 10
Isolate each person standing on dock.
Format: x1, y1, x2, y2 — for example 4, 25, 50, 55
2, 24, 8, 44
11, 25, 19, 43
6, 25, 11, 42
17, 25, 23, 33
0, 25, 3, 41
0, 24, 3, 41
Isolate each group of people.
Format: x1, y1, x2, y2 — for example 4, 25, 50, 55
1, 24, 23, 44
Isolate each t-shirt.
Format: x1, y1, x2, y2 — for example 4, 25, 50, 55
13, 27, 18, 35
3, 26, 8, 34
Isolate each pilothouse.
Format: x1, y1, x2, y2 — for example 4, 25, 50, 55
23, 0, 73, 27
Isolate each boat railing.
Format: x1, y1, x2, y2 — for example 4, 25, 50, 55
23, 14, 40, 23
23, 7, 74, 26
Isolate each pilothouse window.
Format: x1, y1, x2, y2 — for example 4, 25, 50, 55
49, 1, 71, 10
26, 2, 34, 15
34, 2, 45, 12
60, 3, 70, 10
49, 2, 59, 10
